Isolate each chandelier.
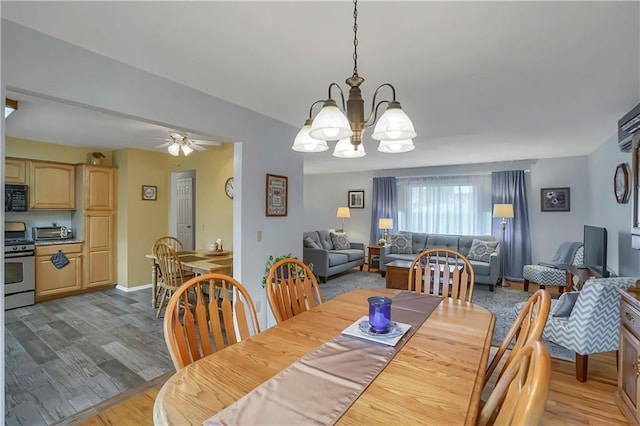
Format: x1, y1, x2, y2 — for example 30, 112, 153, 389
292, 0, 416, 158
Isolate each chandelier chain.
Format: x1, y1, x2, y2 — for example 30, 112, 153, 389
352, 0, 358, 77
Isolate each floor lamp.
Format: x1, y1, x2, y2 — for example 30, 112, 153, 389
493, 203, 514, 287
336, 207, 351, 232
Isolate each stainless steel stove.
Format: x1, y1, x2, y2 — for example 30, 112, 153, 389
4, 222, 35, 310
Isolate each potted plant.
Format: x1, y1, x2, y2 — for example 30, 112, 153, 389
262, 253, 305, 287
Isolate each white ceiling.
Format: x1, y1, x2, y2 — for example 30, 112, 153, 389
3, 1, 639, 175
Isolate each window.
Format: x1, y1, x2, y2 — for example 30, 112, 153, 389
396, 174, 492, 235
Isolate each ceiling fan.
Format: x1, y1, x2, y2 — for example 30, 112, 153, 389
155, 131, 222, 156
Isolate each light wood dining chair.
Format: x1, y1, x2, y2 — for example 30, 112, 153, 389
153, 236, 184, 252
152, 236, 194, 307
478, 340, 551, 425
408, 248, 476, 302
163, 273, 261, 371
266, 258, 322, 323
484, 289, 551, 386
154, 242, 190, 318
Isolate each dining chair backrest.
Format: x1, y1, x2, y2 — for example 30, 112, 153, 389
266, 258, 322, 323
478, 340, 551, 425
485, 289, 551, 385
154, 242, 186, 291
153, 236, 183, 253
408, 248, 476, 302
164, 273, 261, 371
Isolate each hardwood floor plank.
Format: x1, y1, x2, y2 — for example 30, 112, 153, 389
5, 396, 48, 426
98, 359, 145, 390
93, 302, 128, 316
29, 382, 78, 424
48, 319, 83, 340
5, 321, 59, 364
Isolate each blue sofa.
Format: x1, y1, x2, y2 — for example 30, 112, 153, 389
379, 232, 501, 291
303, 230, 365, 283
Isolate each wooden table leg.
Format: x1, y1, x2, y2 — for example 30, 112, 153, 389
152, 261, 158, 307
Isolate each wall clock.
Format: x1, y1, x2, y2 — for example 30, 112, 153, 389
225, 177, 234, 199
615, 163, 630, 204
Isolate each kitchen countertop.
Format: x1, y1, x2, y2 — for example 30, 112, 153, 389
35, 239, 84, 246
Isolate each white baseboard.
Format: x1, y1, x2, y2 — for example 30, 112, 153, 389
116, 283, 152, 292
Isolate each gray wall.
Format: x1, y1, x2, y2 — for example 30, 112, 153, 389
305, 134, 640, 278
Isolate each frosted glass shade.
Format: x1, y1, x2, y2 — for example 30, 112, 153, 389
378, 218, 393, 230
333, 138, 366, 158
181, 144, 193, 156
168, 143, 180, 156
492, 203, 514, 218
336, 206, 351, 218
372, 107, 416, 141
377, 139, 415, 153
309, 104, 353, 141
292, 123, 329, 152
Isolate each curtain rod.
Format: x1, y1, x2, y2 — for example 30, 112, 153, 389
392, 169, 531, 179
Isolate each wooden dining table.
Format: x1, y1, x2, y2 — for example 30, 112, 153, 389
145, 250, 233, 307
153, 287, 495, 425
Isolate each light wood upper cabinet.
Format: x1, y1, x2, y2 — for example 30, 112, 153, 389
35, 243, 83, 300
29, 161, 75, 210
5, 158, 27, 183
82, 165, 116, 211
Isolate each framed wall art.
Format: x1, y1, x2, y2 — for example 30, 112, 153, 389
540, 187, 570, 212
348, 190, 365, 209
142, 185, 157, 201
266, 174, 288, 216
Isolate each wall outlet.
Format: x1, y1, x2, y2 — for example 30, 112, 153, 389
255, 300, 262, 312
257, 230, 262, 242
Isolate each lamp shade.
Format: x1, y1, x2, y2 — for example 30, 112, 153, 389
292, 121, 329, 152
5, 98, 17, 118
333, 138, 366, 158
371, 104, 416, 141
492, 203, 514, 218
309, 102, 353, 141
377, 139, 415, 153
378, 218, 393, 230
167, 142, 181, 156
336, 206, 351, 218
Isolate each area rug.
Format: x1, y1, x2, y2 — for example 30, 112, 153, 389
321, 270, 574, 362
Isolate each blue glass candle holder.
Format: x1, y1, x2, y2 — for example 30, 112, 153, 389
368, 296, 392, 333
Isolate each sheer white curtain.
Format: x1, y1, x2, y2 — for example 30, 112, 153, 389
396, 174, 493, 235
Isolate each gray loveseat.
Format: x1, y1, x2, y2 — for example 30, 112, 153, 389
303, 230, 365, 283
379, 232, 501, 291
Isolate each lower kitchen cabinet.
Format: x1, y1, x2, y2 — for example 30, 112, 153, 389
35, 243, 83, 300
616, 290, 640, 425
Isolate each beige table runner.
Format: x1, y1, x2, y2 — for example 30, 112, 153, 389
204, 292, 443, 426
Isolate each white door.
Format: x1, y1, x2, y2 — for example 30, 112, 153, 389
176, 177, 194, 249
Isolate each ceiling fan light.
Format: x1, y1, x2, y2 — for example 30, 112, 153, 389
333, 138, 366, 158
377, 139, 415, 153
5, 98, 17, 118
309, 102, 352, 141
167, 142, 180, 156
181, 144, 194, 156
292, 123, 329, 152
371, 104, 416, 141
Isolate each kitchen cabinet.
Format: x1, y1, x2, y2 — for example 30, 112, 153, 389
84, 212, 115, 287
616, 290, 640, 425
35, 243, 83, 301
73, 164, 117, 288
29, 161, 75, 210
81, 165, 116, 210
5, 158, 27, 183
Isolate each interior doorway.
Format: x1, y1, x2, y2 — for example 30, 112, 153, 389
171, 170, 196, 249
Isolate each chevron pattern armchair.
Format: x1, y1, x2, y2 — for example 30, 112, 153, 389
544, 276, 639, 382
522, 245, 583, 293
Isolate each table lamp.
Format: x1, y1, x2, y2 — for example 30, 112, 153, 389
378, 218, 393, 242
336, 207, 351, 231
493, 203, 514, 287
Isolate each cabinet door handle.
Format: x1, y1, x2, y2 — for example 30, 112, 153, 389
625, 312, 635, 323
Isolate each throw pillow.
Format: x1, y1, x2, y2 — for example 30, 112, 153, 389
330, 232, 351, 250
467, 239, 499, 263
303, 236, 321, 249
552, 291, 580, 317
389, 233, 413, 254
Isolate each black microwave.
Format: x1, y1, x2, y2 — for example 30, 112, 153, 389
5, 184, 28, 212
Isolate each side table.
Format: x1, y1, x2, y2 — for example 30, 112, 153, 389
367, 245, 381, 272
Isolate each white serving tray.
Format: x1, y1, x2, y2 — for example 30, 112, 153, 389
342, 316, 411, 346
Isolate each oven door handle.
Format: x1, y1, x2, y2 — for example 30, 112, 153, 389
4, 251, 35, 258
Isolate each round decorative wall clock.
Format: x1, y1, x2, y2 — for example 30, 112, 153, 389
614, 163, 630, 204
225, 177, 234, 199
